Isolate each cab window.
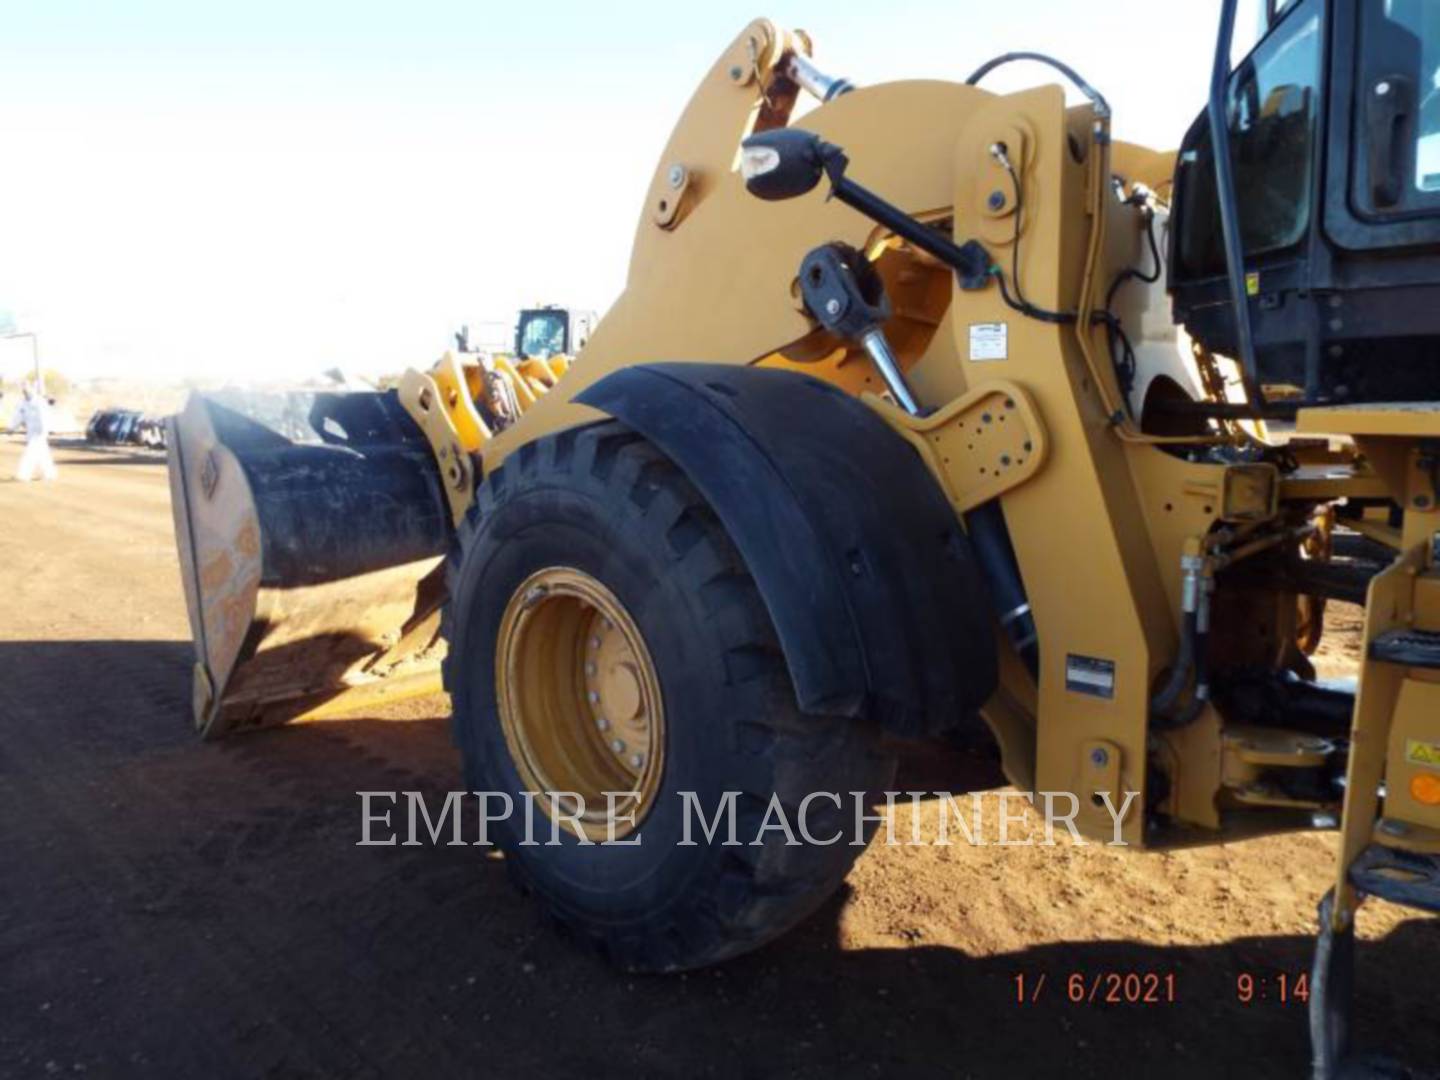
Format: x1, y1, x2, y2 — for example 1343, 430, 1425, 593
1355, 0, 1440, 210
518, 313, 567, 359
1176, 2, 1323, 278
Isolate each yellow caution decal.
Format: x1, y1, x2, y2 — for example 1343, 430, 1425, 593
1406, 739, 1440, 770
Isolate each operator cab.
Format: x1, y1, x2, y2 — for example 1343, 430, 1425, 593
514, 306, 597, 360
1169, 0, 1440, 408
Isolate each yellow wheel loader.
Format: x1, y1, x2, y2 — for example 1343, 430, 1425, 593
452, 304, 598, 427
169, 3, 1440, 1073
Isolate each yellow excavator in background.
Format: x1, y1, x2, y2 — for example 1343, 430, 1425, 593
169, 4, 1440, 1074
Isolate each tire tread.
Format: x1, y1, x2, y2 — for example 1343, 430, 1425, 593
441, 422, 894, 971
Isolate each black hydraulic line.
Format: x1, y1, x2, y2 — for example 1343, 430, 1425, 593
1104, 200, 1163, 312
964, 51, 1111, 120
993, 270, 1075, 325
964, 501, 1039, 678
991, 151, 1079, 326
1151, 610, 1198, 715
1160, 630, 1211, 729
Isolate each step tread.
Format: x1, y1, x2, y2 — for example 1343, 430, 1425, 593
1349, 844, 1440, 914
1370, 628, 1440, 669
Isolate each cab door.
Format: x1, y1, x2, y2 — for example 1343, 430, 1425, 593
1326, 0, 1440, 249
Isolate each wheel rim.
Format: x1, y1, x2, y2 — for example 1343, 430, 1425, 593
495, 567, 665, 841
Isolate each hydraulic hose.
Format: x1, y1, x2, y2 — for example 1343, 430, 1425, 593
964, 51, 1111, 119
1150, 610, 1198, 716
965, 500, 1039, 678
1165, 632, 1212, 729
1151, 552, 1214, 729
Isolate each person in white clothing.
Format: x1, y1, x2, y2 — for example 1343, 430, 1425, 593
12, 384, 58, 482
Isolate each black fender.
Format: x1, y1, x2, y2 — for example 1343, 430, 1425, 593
576, 362, 997, 737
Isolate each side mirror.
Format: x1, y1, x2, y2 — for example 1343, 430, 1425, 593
739, 128, 840, 201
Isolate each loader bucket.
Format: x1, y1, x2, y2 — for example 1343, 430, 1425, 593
167, 389, 453, 738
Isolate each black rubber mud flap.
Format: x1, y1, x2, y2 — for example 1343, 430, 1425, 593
578, 362, 997, 736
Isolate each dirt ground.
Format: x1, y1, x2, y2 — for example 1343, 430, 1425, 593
1, 437, 1436, 1079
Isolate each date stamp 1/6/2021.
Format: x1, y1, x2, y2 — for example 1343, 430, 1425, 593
1013, 972, 1179, 1006
1011, 970, 1311, 1007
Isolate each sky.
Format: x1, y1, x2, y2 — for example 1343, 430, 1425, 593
0, 0, 1266, 384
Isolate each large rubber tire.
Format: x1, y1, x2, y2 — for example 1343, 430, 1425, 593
442, 422, 896, 971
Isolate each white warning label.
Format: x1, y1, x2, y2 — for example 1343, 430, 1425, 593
969, 322, 1009, 361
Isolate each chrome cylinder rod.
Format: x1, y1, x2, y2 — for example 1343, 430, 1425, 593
860, 328, 920, 415
785, 52, 855, 103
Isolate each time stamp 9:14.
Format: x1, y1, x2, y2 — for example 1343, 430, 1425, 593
1012, 971, 1311, 1005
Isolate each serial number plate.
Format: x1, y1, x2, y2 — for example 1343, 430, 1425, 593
1066, 655, 1116, 699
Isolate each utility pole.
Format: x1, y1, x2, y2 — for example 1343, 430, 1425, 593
2, 331, 42, 395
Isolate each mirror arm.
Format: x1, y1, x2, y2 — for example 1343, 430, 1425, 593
820, 154, 990, 288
